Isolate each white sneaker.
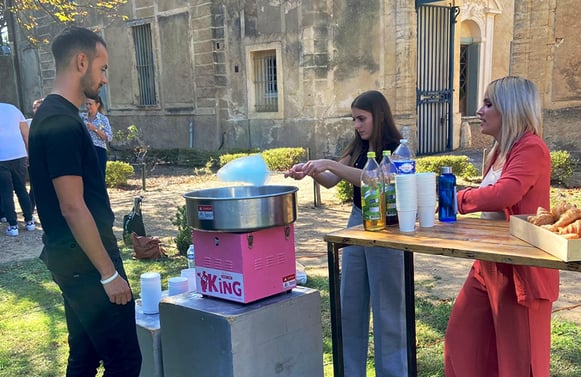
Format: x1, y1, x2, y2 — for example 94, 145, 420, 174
25, 221, 36, 231
0, 217, 7, 223
6, 226, 18, 237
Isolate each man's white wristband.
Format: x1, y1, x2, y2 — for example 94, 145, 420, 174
100, 270, 119, 285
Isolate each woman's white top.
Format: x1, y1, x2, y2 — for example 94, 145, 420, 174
480, 166, 505, 220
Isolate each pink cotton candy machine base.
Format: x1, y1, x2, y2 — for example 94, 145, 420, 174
192, 225, 297, 304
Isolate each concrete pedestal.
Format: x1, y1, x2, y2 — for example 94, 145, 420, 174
135, 300, 164, 377
159, 286, 323, 377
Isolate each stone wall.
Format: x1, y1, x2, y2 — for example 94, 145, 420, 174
99, 0, 420, 156
11, 0, 581, 160
0, 56, 18, 105
511, 0, 581, 160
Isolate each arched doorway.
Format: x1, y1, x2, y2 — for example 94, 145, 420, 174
459, 20, 481, 116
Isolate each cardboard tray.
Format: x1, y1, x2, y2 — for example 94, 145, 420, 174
509, 215, 581, 262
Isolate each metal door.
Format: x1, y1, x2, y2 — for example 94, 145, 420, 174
416, 2, 460, 154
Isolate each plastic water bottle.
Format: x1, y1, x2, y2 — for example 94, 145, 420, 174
391, 127, 416, 174
186, 244, 195, 268
379, 150, 398, 226
361, 151, 385, 231
438, 167, 457, 222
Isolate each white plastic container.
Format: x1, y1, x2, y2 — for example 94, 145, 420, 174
141, 272, 162, 314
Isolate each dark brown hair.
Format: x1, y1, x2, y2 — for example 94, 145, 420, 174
341, 90, 402, 165
51, 26, 107, 73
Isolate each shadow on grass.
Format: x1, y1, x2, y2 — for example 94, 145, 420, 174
0, 258, 66, 376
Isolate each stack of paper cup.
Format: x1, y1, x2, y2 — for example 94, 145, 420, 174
415, 172, 437, 228
180, 268, 197, 292
140, 272, 162, 314
395, 174, 417, 232
168, 276, 189, 296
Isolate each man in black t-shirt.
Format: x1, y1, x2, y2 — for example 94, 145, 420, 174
28, 26, 141, 376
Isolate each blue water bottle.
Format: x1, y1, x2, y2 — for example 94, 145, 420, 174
438, 167, 457, 222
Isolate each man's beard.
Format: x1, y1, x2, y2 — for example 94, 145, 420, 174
81, 70, 101, 100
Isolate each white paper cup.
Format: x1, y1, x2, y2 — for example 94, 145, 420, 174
397, 209, 417, 232
168, 276, 189, 296
416, 172, 436, 205
396, 200, 417, 211
415, 172, 436, 184
418, 205, 436, 228
396, 190, 418, 211
180, 268, 197, 292
395, 174, 417, 188
140, 272, 162, 314
395, 174, 418, 211
417, 193, 437, 207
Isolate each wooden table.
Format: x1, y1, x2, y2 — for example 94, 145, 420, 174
324, 217, 581, 377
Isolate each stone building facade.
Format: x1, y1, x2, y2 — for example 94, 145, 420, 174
8, 0, 581, 158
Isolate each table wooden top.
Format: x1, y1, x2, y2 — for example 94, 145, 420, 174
324, 217, 581, 272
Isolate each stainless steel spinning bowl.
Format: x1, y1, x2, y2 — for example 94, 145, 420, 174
183, 185, 299, 232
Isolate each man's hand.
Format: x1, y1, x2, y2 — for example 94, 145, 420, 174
102, 275, 132, 305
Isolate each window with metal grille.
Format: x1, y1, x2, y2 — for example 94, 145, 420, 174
252, 50, 278, 112
132, 24, 156, 106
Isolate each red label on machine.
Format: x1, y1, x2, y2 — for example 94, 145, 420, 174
197, 205, 214, 220
282, 274, 297, 289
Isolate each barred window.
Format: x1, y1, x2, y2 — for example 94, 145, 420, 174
132, 24, 157, 106
252, 50, 278, 112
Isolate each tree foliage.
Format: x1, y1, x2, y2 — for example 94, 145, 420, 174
2, 0, 129, 44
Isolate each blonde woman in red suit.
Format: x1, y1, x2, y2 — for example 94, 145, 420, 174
444, 76, 559, 377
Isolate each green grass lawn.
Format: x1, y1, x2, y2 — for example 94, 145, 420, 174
1, 248, 580, 377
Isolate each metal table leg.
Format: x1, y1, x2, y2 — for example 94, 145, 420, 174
327, 241, 343, 377
404, 251, 417, 376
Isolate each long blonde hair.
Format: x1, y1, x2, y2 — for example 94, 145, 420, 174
484, 76, 542, 170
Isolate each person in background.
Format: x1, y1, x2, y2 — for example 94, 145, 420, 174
26, 97, 44, 213
0, 102, 35, 236
26, 97, 44, 126
28, 26, 141, 376
285, 90, 407, 376
81, 95, 112, 179
445, 76, 558, 377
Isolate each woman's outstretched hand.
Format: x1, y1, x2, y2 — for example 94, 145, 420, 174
284, 163, 306, 180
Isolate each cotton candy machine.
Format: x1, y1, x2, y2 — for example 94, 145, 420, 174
183, 185, 299, 303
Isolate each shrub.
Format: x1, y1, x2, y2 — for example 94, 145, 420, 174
218, 147, 306, 171
416, 155, 479, 178
219, 152, 250, 167
171, 205, 192, 256
551, 150, 575, 185
261, 148, 307, 171
105, 161, 134, 187
335, 180, 353, 203
175, 149, 218, 168
113, 125, 148, 163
